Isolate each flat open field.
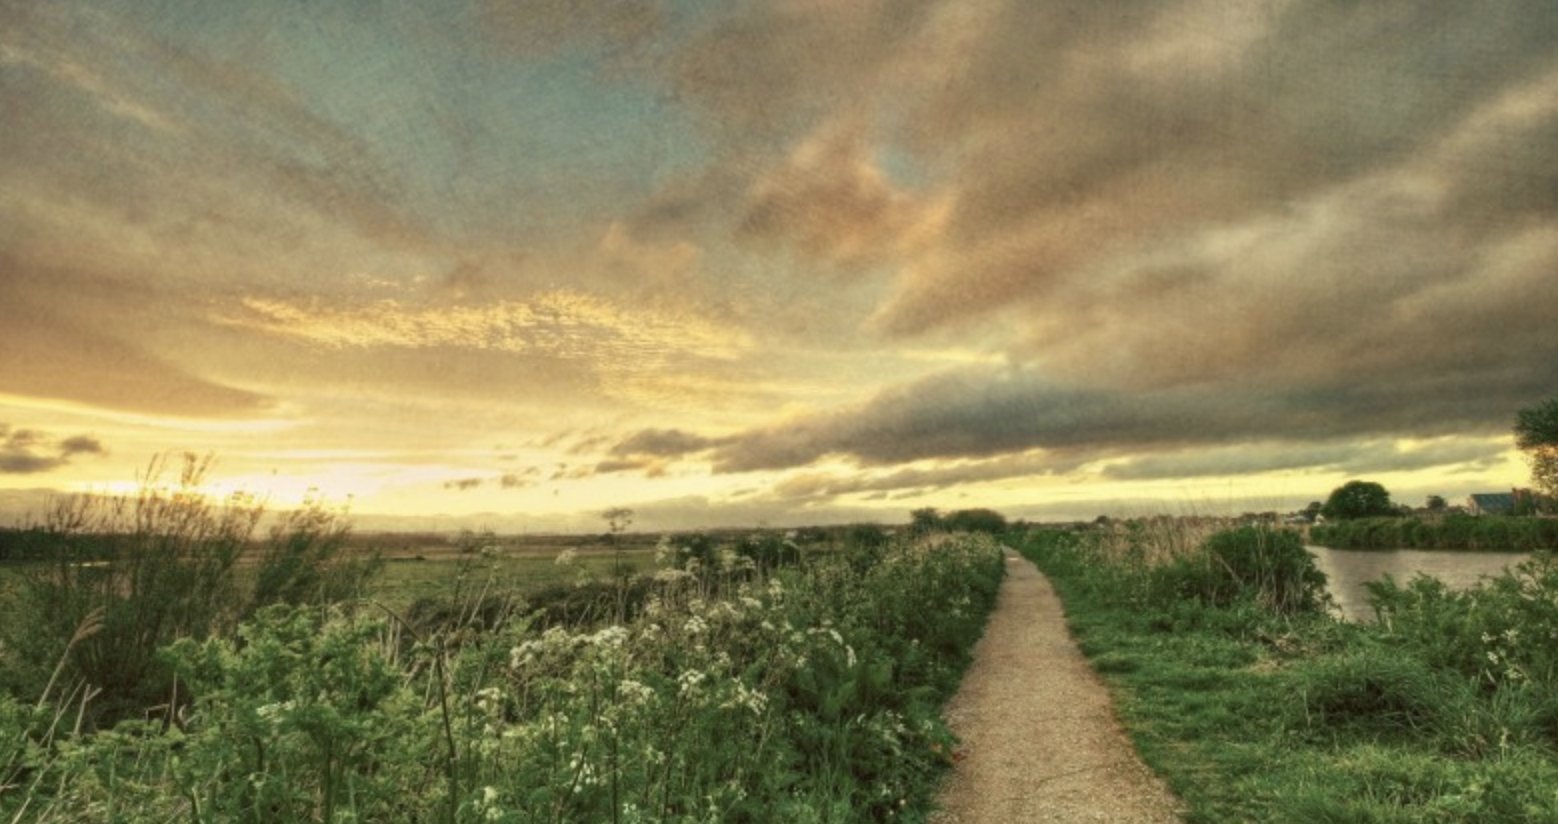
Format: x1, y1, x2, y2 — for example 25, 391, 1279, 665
368, 542, 660, 609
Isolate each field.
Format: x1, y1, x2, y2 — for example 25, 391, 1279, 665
0, 487, 1005, 822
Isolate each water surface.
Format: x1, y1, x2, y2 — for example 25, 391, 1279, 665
1305, 546, 1531, 621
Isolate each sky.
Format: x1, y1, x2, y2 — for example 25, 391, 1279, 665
2, 0, 1555, 532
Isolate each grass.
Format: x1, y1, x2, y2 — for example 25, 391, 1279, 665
1024, 524, 1558, 823
369, 546, 661, 610
0, 471, 1007, 823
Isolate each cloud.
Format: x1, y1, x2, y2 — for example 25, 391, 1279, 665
738, 126, 948, 267
219, 292, 748, 363
443, 477, 484, 491
500, 470, 539, 489
611, 428, 718, 458
58, 436, 106, 457
655, 0, 1558, 447
0, 424, 108, 474
0, 276, 269, 417
688, 362, 1552, 474
1102, 437, 1509, 481
766, 450, 1081, 502
592, 458, 663, 476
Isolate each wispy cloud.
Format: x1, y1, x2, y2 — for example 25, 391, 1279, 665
221, 292, 749, 362
0, 424, 107, 475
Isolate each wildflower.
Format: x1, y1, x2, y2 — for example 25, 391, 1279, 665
677, 669, 707, 697
617, 679, 655, 705
555, 548, 578, 566
589, 625, 629, 649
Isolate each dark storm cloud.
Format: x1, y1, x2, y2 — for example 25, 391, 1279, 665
1102, 438, 1509, 482
0, 424, 108, 475
767, 450, 1082, 502
647, 0, 1558, 479
700, 363, 1554, 474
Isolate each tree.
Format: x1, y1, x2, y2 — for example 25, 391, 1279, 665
909, 508, 943, 535
1425, 494, 1447, 512
943, 508, 1008, 535
1321, 480, 1394, 520
1515, 396, 1558, 501
1302, 501, 1324, 522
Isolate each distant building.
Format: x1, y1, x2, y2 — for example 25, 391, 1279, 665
1466, 493, 1516, 516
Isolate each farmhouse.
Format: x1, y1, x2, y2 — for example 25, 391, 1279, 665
1466, 492, 1515, 516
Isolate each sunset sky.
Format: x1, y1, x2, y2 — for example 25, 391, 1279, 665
3, 1, 1555, 532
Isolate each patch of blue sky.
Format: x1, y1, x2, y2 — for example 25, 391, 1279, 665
130, 0, 710, 243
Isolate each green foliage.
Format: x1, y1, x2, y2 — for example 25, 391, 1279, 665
1516, 396, 1558, 501
1514, 396, 1558, 451
1311, 515, 1558, 551
1, 532, 1005, 823
1020, 524, 1558, 822
909, 507, 1010, 537
1151, 527, 1329, 616
941, 508, 1008, 535
1322, 480, 1395, 521
909, 507, 943, 535
0, 455, 377, 727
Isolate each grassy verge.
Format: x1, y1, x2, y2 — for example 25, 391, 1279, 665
1311, 515, 1558, 551
1022, 524, 1558, 823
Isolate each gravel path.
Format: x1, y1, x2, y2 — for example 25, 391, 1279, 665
930, 550, 1184, 823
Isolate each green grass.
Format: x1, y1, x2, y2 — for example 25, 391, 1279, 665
369, 548, 660, 610
1023, 526, 1558, 823
3, 528, 1005, 823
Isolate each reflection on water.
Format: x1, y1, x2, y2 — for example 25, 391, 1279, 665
1306, 546, 1531, 622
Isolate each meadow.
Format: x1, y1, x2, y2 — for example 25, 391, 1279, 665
1023, 520, 1558, 822
0, 477, 1004, 823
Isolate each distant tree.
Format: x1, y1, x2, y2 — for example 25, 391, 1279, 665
1425, 495, 1447, 512
1302, 501, 1324, 522
1515, 396, 1558, 502
943, 508, 1008, 535
1321, 481, 1395, 521
845, 523, 889, 548
909, 508, 944, 535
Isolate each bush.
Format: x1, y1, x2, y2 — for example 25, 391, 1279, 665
2, 533, 1006, 823
0, 455, 377, 727
1151, 527, 1329, 616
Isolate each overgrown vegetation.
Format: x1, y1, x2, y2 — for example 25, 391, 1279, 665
0, 455, 378, 726
1312, 515, 1558, 551
0, 470, 1004, 822
1024, 521, 1558, 822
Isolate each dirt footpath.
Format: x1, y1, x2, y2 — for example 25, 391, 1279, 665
930, 550, 1184, 823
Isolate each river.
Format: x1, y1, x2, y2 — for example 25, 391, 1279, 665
1305, 545, 1532, 621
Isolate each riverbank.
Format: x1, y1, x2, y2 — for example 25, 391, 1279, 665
1310, 514, 1558, 551
1022, 525, 1558, 822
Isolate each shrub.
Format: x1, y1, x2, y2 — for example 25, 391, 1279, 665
1151, 527, 1329, 616
2, 532, 1005, 823
0, 455, 376, 727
